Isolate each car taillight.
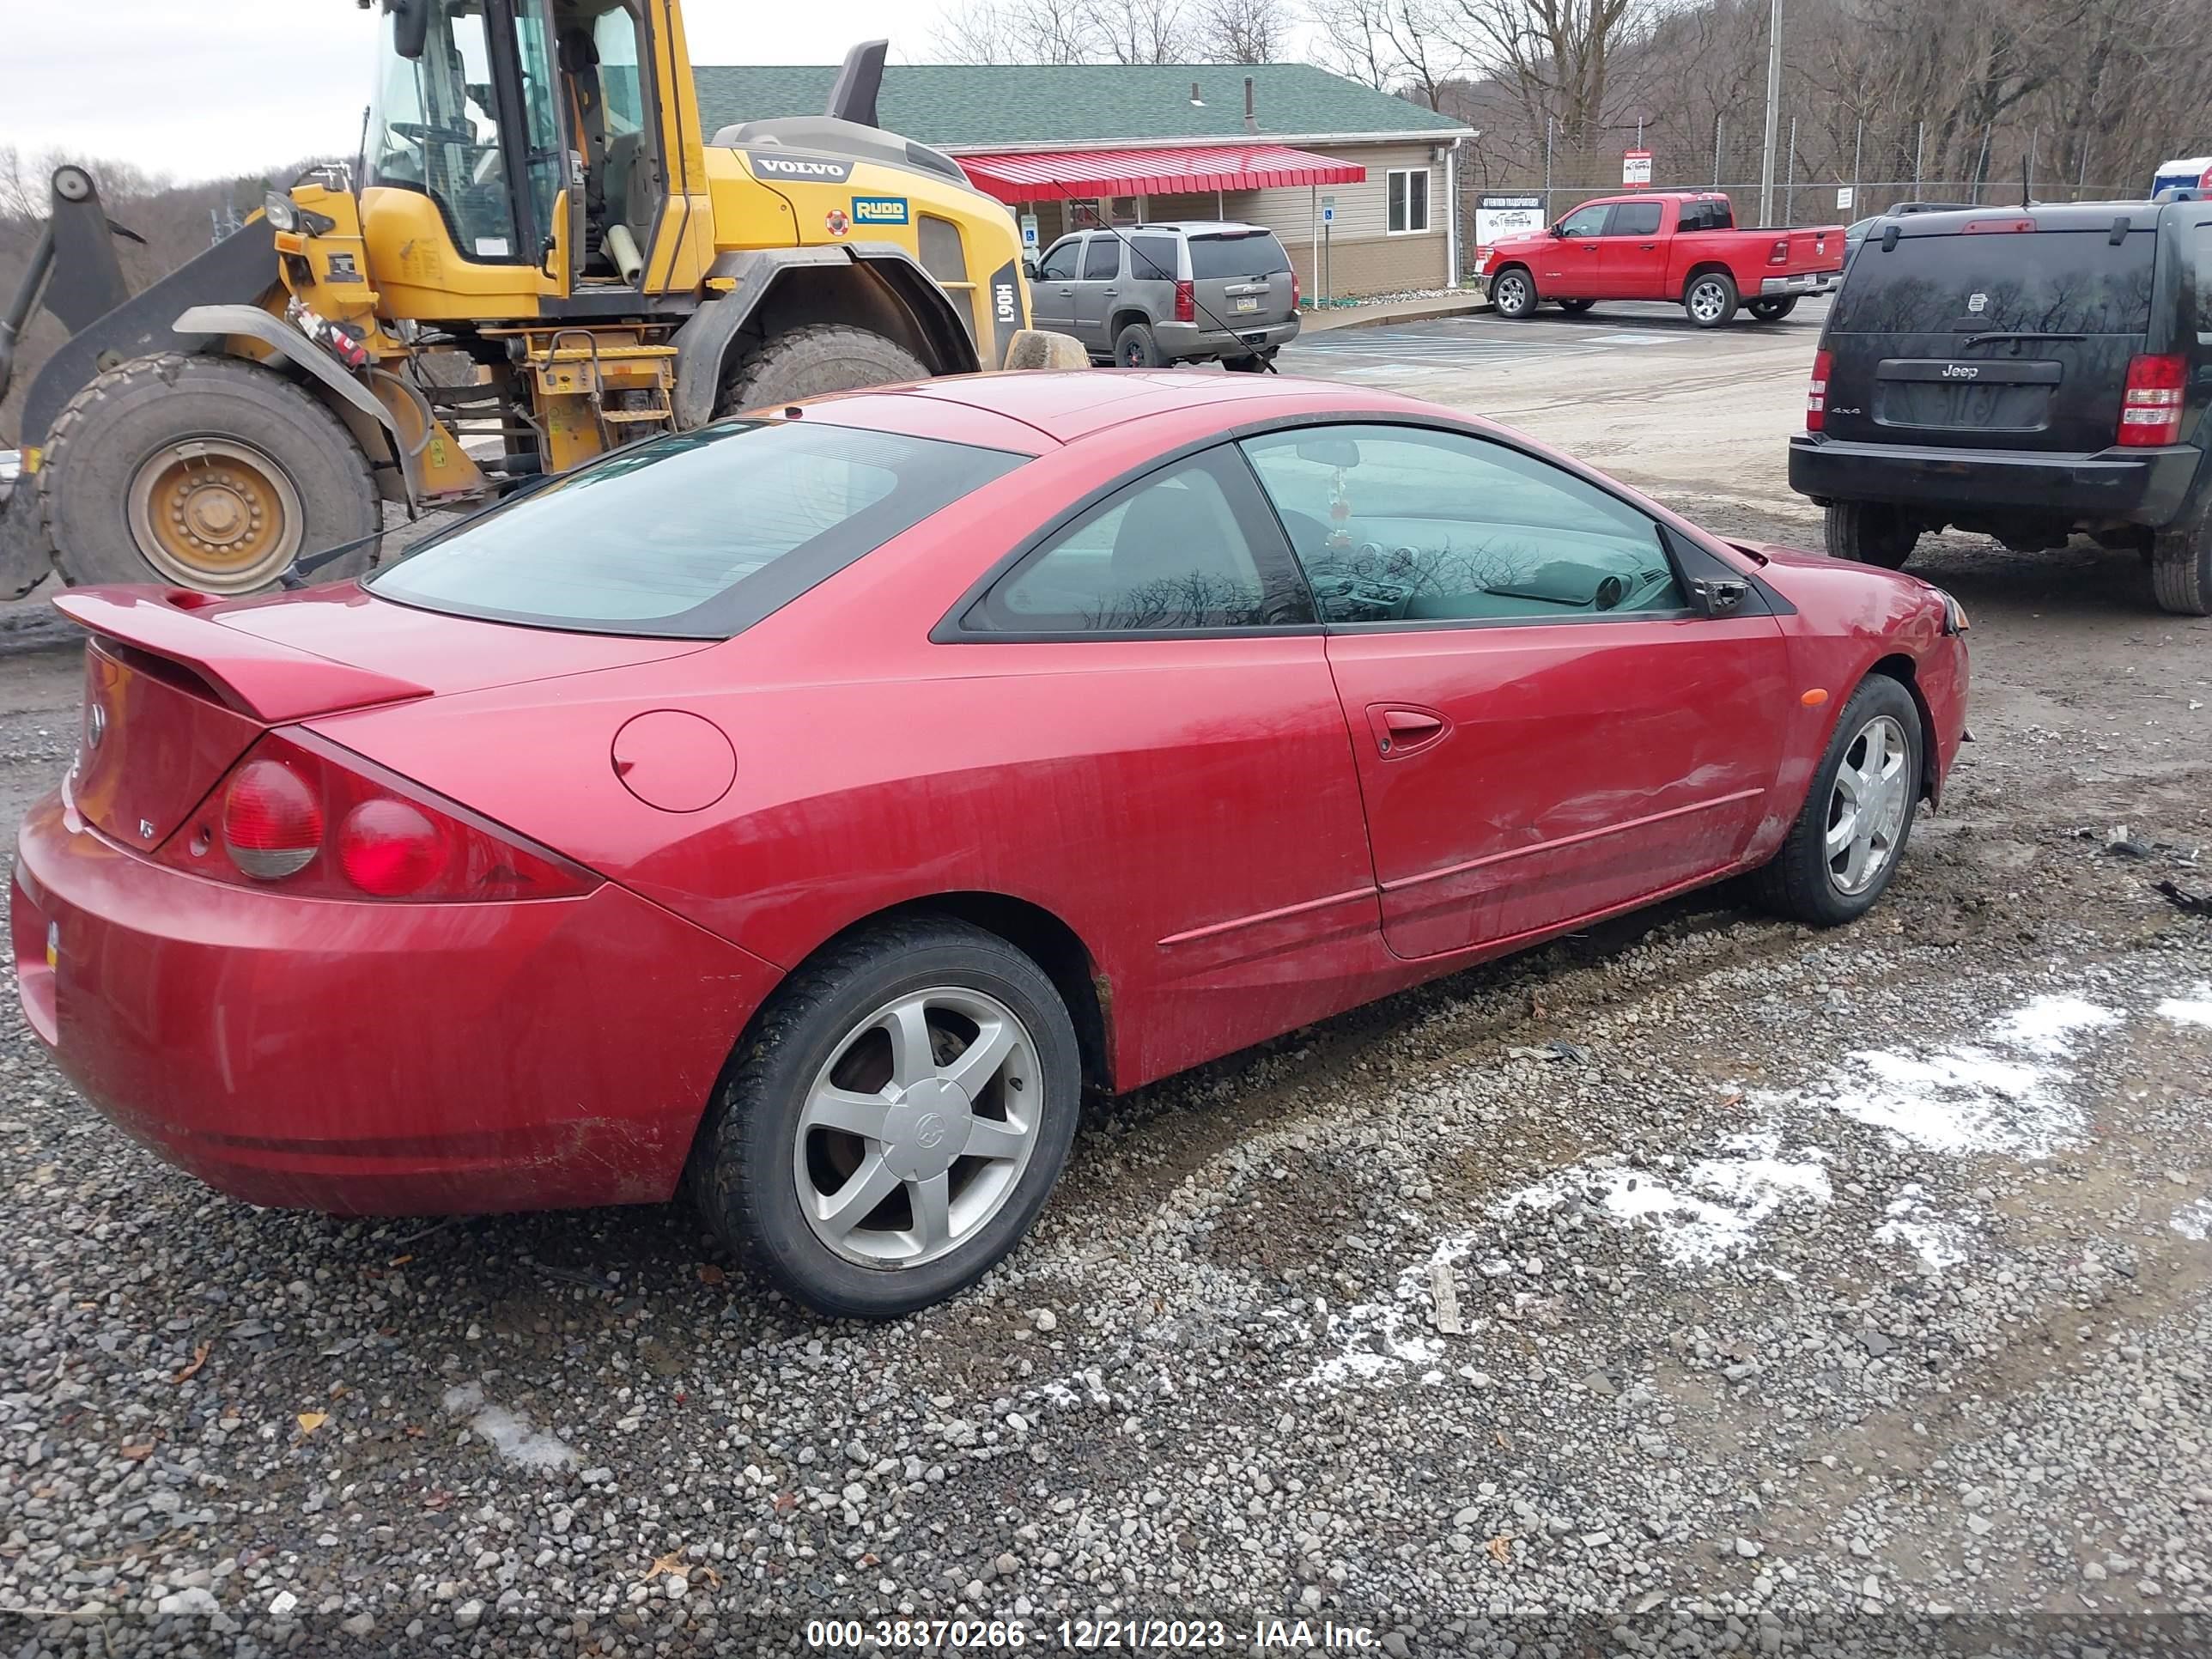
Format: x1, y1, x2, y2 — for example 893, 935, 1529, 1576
1807, 348, 1832, 432
2118, 352, 2187, 447
1768, 238, 1790, 264
161, 730, 599, 902
222, 759, 323, 879
1291, 269, 1301, 308
1173, 279, 1195, 324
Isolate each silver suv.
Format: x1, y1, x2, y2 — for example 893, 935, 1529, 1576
1025, 222, 1302, 370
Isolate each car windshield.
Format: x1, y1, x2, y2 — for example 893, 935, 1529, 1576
1830, 228, 2158, 335
1188, 234, 1290, 279
368, 422, 1027, 638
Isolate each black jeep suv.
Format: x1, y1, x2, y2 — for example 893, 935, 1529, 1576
1790, 193, 2212, 614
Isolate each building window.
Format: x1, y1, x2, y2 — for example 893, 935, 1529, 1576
1388, 168, 1431, 235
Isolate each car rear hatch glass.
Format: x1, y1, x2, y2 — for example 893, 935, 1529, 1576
367, 421, 1029, 639
1823, 225, 2157, 453
1188, 231, 1296, 334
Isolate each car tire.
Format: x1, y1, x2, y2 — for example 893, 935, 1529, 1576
1557, 298, 1595, 314
1824, 501, 1920, 568
1752, 674, 1923, 927
1490, 267, 1537, 319
1684, 270, 1740, 328
1747, 296, 1799, 321
2150, 498, 2212, 616
688, 916, 1082, 1320
1221, 349, 1273, 373
714, 323, 931, 416
1115, 324, 1164, 368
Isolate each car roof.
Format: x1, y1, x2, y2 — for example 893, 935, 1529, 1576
799, 371, 1432, 448
1127, 221, 1274, 236
1887, 199, 2168, 236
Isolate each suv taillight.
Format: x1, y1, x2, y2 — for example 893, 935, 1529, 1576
2118, 353, 2187, 447
1291, 269, 1301, 309
1806, 348, 1832, 432
1173, 279, 1195, 324
159, 731, 599, 902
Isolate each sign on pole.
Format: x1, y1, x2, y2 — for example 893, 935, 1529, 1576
1018, 213, 1040, 250
1835, 185, 1854, 211
1321, 195, 1336, 224
1623, 149, 1653, 188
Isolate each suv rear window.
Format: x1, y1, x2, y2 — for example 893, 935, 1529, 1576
1188, 233, 1290, 280
368, 422, 1026, 638
1831, 228, 2157, 335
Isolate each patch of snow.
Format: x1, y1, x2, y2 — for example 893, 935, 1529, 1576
1302, 1237, 1466, 1388
1989, 994, 2120, 1056
442, 1382, 576, 1471
1874, 1184, 1972, 1270
1802, 990, 2120, 1158
2157, 988, 2212, 1030
1496, 1133, 1831, 1268
2172, 1199, 2212, 1243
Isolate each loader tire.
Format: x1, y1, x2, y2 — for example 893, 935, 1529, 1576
714, 325, 932, 417
42, 353, 378, 594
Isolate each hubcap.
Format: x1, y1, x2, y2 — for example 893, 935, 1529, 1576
1825, 714, 1912, 896
793, 987, 1039, 1269
125, 440, 303, 592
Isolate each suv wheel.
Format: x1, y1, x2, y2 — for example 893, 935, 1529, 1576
1115, 324, 1164, 368
1491, 268, 1537, 319
1824, 501, 1920, 569
2151, 499, 2212, 616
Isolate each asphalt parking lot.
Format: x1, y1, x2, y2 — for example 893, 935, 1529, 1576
2, 311, 2210, 1656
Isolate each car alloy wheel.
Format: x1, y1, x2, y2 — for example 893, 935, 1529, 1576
1825, 714, 1912, 896
1494, 272, 1531, 316
792, 985, 1040, 1268
1688, 278, 1730, 325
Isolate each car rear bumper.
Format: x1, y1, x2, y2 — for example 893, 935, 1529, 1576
1789, 434, 2203, 526
1155, 318, 1301, 360
1759, 270, 1839, 295
12, 793, 782, 1215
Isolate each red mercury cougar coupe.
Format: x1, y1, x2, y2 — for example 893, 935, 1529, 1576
12, 372, 1968, 1317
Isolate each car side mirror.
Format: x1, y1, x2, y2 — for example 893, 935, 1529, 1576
1686, 575, 1749, 618
1549, 223, 1566, 238
1022, 258, 1039, 282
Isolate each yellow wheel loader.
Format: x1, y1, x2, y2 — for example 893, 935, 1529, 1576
0, 3, 1057, 598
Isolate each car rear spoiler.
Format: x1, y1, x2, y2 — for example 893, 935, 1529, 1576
52, 586, 431, 724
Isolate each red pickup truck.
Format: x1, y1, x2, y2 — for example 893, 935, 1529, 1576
1476, 191, 1844, 328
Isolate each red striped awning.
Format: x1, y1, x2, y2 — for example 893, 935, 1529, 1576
958, 144, 1366, 205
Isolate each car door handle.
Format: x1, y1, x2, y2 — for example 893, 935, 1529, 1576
1368, 704, 1450, 757
1103, 287, 1117, 295
1639, 243, 1656, 250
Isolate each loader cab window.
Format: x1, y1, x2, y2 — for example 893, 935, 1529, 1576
555, 0, 660, 277
369, 0, 536, 262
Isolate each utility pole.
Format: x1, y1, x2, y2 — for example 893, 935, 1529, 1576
1759, 0, 1783, 224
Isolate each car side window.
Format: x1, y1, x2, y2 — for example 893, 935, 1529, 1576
1037, 240, 1079, 282
965, 450, 1314, 634
1081, 237, 1121, 281
1611, 201, 1662, 236
1557, 204, 1611, 238
1238, 424, 1687, 625
1127, 234, 1179, 282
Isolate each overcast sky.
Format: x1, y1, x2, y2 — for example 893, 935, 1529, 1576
4, 1, 952, 183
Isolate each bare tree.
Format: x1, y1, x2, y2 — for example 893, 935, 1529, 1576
1188, 0, 1291, 61
933, 0, 1102, 64
1097, 0, 1194, 61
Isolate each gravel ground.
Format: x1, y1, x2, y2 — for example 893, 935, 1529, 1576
1, 478, 2210, 1650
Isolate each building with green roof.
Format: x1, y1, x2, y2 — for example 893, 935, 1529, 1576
696, 63, 1475, 298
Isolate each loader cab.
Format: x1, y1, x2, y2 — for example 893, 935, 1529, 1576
366, 0, 676, 313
